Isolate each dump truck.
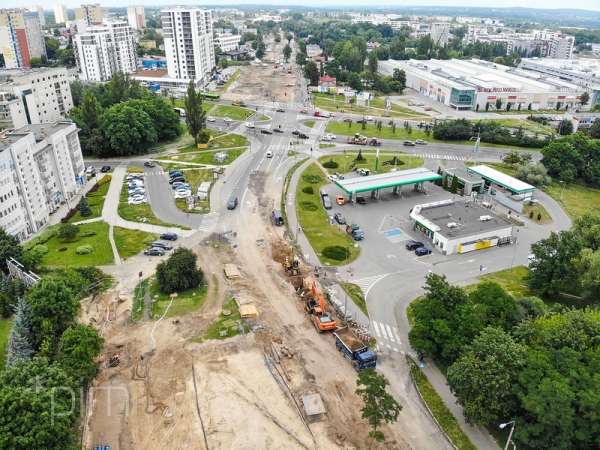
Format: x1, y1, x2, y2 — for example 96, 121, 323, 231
333, 327, 377, 371
346, 223, 364, 240
232, 100, 246, 107
347, 133, 367, 145
305, 281, 337, 333
369, 138, 382, 146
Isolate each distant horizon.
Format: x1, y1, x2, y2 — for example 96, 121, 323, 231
10, 2, 600, 13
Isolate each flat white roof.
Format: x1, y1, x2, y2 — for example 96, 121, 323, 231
335, 168, 441, 194
467, 165, 535, 193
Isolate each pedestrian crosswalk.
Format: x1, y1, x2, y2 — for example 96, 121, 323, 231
412, 153, 467, 161
351, 274, 389, 299
372, 321, 403, 353
144, 170, 165, 177
198, 212, 219, 231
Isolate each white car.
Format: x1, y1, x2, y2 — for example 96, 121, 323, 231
266, 150, 273, 158
326, 174, 340, 182
245, 122, 255, 128
365, 116, 373, 121
206, 116, 216, 122
175, 190, 191, 199
130, 188, 146, 195
325, 133, 336, 139
86, 166, 95, 174
128, 197, 147, 205
223, 117, 232, 123
321, 136, 332, 142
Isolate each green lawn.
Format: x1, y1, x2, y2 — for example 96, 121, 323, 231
474, 267, 532, 297
0, 317, 13, 370
70, 176, 111, 222
407, 357, 478, 450
472, 118, 555, 135
195, 295, 245, 342
172, 169, 215, 214
216, 68, 240, 91
340, 282, 368, 317
149, 276, 209, 319
304, 120, 316, 128
313, 93, 429, 119
113, 227, 157, 260
158, 148, 247, 166
318, 152, 424, 176
209, 105, 253, 121
41, 221, 114, 267
118, 203, 190, 229
210, 133, 249, 149
296, 163, 360, 266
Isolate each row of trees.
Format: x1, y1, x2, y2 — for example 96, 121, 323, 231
68, 72, 181, 157
409, 274, 600, 449
541, 133, 600, 185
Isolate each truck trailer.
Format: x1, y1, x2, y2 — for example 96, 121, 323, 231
333, 327, 377, 371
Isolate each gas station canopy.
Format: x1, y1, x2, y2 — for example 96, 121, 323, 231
334, 168, 442, 194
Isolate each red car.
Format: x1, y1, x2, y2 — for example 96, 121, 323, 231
343, 118, 353, 122
300, 109, 307, 114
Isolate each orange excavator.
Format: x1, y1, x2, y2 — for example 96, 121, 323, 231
305, 281, 337, 333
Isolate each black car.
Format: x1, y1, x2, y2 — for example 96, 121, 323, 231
169, 176, 185, 184
260, 129, 273, 134
415, 247, 433, 256
169, 171, 183, 179
144, 247, 165, 256
298, 133, 309, 139
356, 119, 367, 124
276, 108, 285, 112
334, 212, 346, 224
144, 161, 156, 168
356, 196, 367, 204
168, 169, 181, 176
291, 130, 300, 136
406, 240, 424, 251
273, 128, 284, 133
100, 165, 111, 172
160, 232, 178, 241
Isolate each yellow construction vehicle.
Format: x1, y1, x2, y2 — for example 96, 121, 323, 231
284, 246, 300, 276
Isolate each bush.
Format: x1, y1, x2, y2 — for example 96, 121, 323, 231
322, 246, 349, 261
58, 223, 80, 240
29, 245, 48, 260
143, 236, 157, 245
323, 160, 339, 169
98, 174, 112, 186
537, 213, 542, 221
81, 229, 97, 237
76, 245, 93, 255
302, 174, 322, 184
24, 226, 59, 249
127, 167, 144, 173
302, 186, 314, 195
61, 207, 79, 223
59, 247, 68, 252
155, 247, 204, 294
529, 210, 534, 218
300, 201, 318, 211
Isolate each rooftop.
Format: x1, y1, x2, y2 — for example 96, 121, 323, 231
416, 200, 512, 239
0, 121, 75, 151
467, 165, 535, 193
335, 168, 442, 194
445, 167, 484, 183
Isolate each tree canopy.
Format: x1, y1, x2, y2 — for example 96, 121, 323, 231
155, 247, 204, 294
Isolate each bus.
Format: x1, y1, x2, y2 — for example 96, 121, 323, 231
200, 92, 220, 101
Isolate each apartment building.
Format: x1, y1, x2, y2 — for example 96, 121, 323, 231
0, 67, 74, 130
127, 6, 145, 30
0, 121, 85, 241
74, 3, 108, 32
162, 7, 214, 84
75, 20, 138, 82
28, 6, 45, 26
0, 8, 47, 69
430, 23, 451, 45
53, 4, 68, 24
214, 33, 240, 52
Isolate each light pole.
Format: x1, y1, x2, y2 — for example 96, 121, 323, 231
500, 421, 516, 450
560, 180, 566, 202
343, 266, 354, 324
510, 229, 519, 271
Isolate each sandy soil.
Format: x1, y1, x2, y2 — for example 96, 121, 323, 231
220, 64, 297, 104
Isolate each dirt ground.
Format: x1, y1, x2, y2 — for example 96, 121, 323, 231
220, 64, 297, 103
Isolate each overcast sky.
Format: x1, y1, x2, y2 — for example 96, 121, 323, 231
13, 1, 600, 14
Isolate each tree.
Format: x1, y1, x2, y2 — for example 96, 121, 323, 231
285, 33, 293, 44
580, 91, 590, 107
515, 163, 552, 187
29, 57, 45, 68
447, 327, 526, 427
126, 97, 181, 142
78, 197, 92, 217
514, 296, 547, 323
525, 230, 583, 297
574, 211, 600, 251
449, 174, 459, 194
102, 71, 141, 107
303, 61, 320, 86
0, 358, 80, 449
25, 278, 77, 347
557, 118, 574, 136
295, 51, 307, 66
99, 103, 158, 155
59, 46, 76, 67
155, 247, 204, 294
5, 298, 34, 368
57, 223, 79, 241
58, 324, 104, 382
355, 368, 402, 449
468, 282, 516, 332
0, 228, 23, 274
282, 43, 292, 62
589, 118, 600, 139
495, 98, 503, 110
368, 52, 378, 73
540, 139, 583, 183
347, 72, 363, 91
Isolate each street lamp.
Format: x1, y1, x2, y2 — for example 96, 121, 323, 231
344, 267, 354, 324
560, 180, 566, 202
510, 229, 519, 271
499, 421, 516, 450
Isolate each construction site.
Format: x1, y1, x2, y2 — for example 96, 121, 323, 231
219, 64, 298, 104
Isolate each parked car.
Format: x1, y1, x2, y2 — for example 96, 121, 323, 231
86, 166, 95, 175
405, 240, 424, 251
291, 130, 300, 135
144, 247, 165, 256
415, 139, 428, 145
335, 195, 345, 205
130, 188, 146, 196
175, 190, 191, 199
169, 177, 185, 184
168, 169, 181, 176
273, 127, 284, 133
300, 109, 307, 114
206, 116, 216, 122
172, 182, 190, 189
223, 117, 232, 123
403, 140, 416, 146
260, 129, 273, 134
325, 133, 337, 139
334, 212, 346, 224
100, 165, 111, 173
128, 197, 147, 205
356, 196, 367, 204
276, 108, 285, 112
298, 133, 309, 139
365, 116, 373, 121
424, 107, 433, 111
326, 174, 339, 182
418, 103, 425, 107
356, 119, 367, 124
343, 118, 353, 122
151, 241, 173, 250
127, 173, 144, 179
144, 161, 155, 167
169, 171, 183, 179
175, 185, 192, 191
160, 232, 178, 241
415, 247, 432, 256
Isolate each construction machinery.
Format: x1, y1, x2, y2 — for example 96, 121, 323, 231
346, 223, 364, 240
369, 138, 382, 146
333, 327, 377, 371
284, 246, 300, 276
231, 100, 246, 107
305, 280, 337, 333
347, 133, 367, 145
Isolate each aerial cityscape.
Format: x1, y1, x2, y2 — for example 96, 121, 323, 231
0, 3, 599, 450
